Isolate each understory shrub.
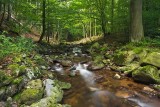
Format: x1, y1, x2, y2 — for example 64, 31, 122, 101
0, 35, 35, 59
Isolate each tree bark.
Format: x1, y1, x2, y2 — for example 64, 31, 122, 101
38, 0, 46, 43
0, 2, 2, 14
111, 0, 114, 33
0, 4, 6, 27
101, 13, 107, 36
7, 0, 11, 21
130, 0, 144, 42
94, 19, 97, 36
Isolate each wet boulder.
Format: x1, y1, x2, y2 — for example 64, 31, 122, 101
87, 63, 105, 71
87, 55, 105, 71
142, 52, 160, 68
24, 79, 71, 107
132, 65, 160, 84
60, 60, 73, 67
14, 79, 43, 105
113, 51, 136, 66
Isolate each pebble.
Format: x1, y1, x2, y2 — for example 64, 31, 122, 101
114, 73, 121, 79
143, 86, 155, 92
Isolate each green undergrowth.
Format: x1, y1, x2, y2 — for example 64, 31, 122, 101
0, 35, 35, 59
123, 38, 160, 49
116, 37, 160, 54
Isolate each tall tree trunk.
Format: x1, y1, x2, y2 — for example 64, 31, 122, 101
130, 0, 144, 42
7, 0, 11, 21
101, 13, 107, 37
0, 2, 2, 14
38, 0, 46, 43
94, 19, 97, 36
111, 0, 114, 33
83, 24, 85, 38
89, 21, 92, 37
0, 4, 6, 27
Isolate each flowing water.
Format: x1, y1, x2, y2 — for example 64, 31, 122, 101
55, 62, 160, 107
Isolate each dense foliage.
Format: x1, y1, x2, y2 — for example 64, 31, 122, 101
0, 0, 159, 42
0, 35, 35, 59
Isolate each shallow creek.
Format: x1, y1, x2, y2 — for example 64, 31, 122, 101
53, 59, 160, 107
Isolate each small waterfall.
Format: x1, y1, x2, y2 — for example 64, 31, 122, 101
75, 63, 95, 85
51, 63, 64, 74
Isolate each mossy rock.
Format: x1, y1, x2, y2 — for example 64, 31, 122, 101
0, 70, 13, 86
8, 64, 26, 77
12, 76, 23, 85
24, 79, 71, 107
26, 79, 43, 89
0, 71, 9, 83
22, 97, 71, 107
142, 52, 160, 68
132, 65, 160, 84
118, 62, 140, 75
25, 67, 42, 79
113, 51, 136, 66
87, 62, 105, 71
14, 79, 43, 105
14, 88, 43, 105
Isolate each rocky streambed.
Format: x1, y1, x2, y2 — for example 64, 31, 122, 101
0, 42, 160, 107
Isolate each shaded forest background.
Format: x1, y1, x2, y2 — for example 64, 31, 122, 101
0, 0, 160, 43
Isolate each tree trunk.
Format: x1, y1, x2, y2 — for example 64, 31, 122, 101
94, 19, 97, 36
111, 0, 114, 33
7, 0, 11, 21
0, 4, 6, 27
38, 0, 46, 43
101, 14, 107, 37
0, 2, 2, 13
90, 21, 92, 37
130, 0, 144, 42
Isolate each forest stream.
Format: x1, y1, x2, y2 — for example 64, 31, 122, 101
49, 47, 160, 107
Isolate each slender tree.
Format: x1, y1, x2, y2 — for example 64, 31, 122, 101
95, 0, 107, 37
130, 0, 144, 42
38, 0, 46, 43
7, 0, 11, 21
111, 0, 114, 33
0, 3, 6, 27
